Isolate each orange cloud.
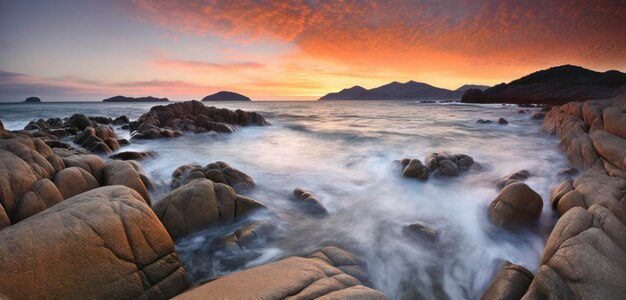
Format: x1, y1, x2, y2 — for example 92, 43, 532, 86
132, 0, 626, 81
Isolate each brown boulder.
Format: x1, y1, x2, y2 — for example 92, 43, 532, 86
0, 186, 188, 299
495, 170, 530, 190
54, 149, 105, 182
602, 104, 626, 139
12, 179, 63, 222
488, 182, 543, 228
293, 188, 328, 215
522, 203, 626, 299
171, 161, 255, 191
402, 223, 438, 244
102, 160, 152, 205
398, 158, 429, 180
109, 150, 156, 161
481, 262, 533, 300
496, 117, 509, 125
174, 246, 386, 300
590, 130, 626, 170
53, 167, 100, 198
153, 179, 265, 239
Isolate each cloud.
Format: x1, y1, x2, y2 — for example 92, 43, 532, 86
152, 58, 265, 72
131, 0, 626, 76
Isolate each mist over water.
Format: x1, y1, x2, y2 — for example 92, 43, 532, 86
1, 101, 568, 299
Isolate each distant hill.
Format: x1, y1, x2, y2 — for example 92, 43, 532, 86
319, 81, 486, 100
103, 95, 169, 102
23, 96, 41, 103
202, 91, 251, 101
461, 65, 626, 105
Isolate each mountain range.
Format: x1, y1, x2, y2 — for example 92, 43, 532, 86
319, 81, 489, 100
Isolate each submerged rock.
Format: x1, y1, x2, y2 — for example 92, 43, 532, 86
481, 261, 533, 300
175, 246, 387, 299
476, 119, 493, 124
496, 117, 509, 125
131, 100, 270, 139
0, 186, 188, 299
153, 179, 265, 239
109, 150, 156, 161
292, 187, 328, 215
402, 223, 438, 244
425, 152, 474, 177
530, 112, 546, 119
171, 161, 255, 191
488, 182, 543, 228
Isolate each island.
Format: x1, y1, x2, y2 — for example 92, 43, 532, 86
201, 91, 251, 101
102, 95, 169, 102
23, 96, 41, 103
318, 81, 489, 100
461, 65, 626, 105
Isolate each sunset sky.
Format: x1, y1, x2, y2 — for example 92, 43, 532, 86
0, 0, 625, 101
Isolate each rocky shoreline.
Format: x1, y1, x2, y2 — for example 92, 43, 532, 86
0, 97, 624, 299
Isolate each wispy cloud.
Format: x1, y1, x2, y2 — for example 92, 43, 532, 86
151, 58, 265, 72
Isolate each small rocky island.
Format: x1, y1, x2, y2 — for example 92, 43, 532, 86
23, 96, 41, 103
103, 95, 169, 102
201, 91, 251, 101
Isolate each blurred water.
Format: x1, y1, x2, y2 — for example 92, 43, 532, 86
0, 101, 568, 299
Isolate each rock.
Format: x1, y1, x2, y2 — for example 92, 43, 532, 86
518, 109, 526, 114
496, 117, 509, 125
398, 158, 429, 180
292, 188, 328, 215
171, 161, 255, 191
131, 100, 269, 139
109, 151, 156, 161
590, 130, 626, 170
530, 112, 546, 119
102, 160, 152, 205
554, 170, 626, 215
602, 105, 626, 139
0, 186, 188, 299
112, 115, 130, 125
402, 223, 438, 243
12, 179, 63, 223
488, 182, 543, 228
522, 203, 626, 299
550, 179, 574, 210
0, 138, 64, 224
53, 167, 100, 198
220, 220, 275, 251
174, 246, 386, 299
23, 96, 41, 103
557, 167, 579, 177
66, 113, 94, 131
153, 179, 265, 239
476, 119, 493, 124
495, 170, 530, 190
481, 261, 533, 300
54, 149, 105, 182
425, 152, 474, 177
44, 140, 71, 149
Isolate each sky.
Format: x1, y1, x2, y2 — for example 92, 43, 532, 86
0, 0, 625, 101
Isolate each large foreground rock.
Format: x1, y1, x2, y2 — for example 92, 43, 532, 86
0, 186, 188, 299
131, 100, 270, 139
522, 202, 626, 299
174, 246, 387, 299
153, 179, 265, 239
488, 182, 543, 228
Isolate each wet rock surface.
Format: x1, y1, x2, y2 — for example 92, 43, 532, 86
481, 261, 534, 300
171, 161, 255, 191
398, 158, 429, 180
292, 187, 328, 215
488, 182, 543, 228
425, 152, 474, 177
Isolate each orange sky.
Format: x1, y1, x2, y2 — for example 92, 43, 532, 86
1, 0, 625, 101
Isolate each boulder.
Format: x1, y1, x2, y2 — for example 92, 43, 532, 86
0, 186, 188, 299
74, 125, 120, 153
495, 170, 530, 190
522, 203, 626, 299
481, 262, 533, 300
153, 179, 265, 239
292, 188, 328, 215
425, 152, 474, 177
12, 179, 63, 223
555, 170, 626, 215
590, 130, 626, 170
496, 117, 509, 125
602, 105, 626, 139
171, 161, 255, 191
0, 138, 64, 224
398, 158, 429, 180
66, 113, 94, 131
102, 160, 152, 205
550, 179, 574, 210
54, 149, 105, 182
174, 246, 386, 300
53, 167, 100, 198
109, 151, 156, 161
488, 182, 543, 228
530, 112, 546, 119
131, 100, 269, 139
476, 119, 493, 124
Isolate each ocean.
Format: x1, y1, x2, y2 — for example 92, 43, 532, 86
0, 100, 568, 299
